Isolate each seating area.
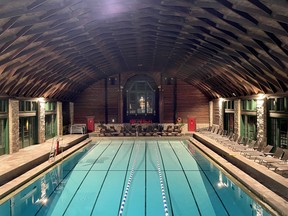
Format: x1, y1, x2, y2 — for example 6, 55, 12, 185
199, 126, 288, 178
97, 124, 183, 137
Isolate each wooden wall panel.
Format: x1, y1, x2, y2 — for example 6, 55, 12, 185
73, 72, 210, 125
176, 80, 209, 124
162, 84, 174, 123
74, 79, 105, 124
107, 80, 120, 123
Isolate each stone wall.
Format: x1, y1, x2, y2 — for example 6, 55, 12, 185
234, 99, 241, 136
256, 98, 267, 145
209, 101, 213, 126
218, 100, 224, 130
38, 101, 46, 143
57, 102, 63, 136
8, 99, 19, 153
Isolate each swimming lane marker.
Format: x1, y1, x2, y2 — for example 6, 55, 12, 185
157, 160, 169, 216
118, 143, 140, 216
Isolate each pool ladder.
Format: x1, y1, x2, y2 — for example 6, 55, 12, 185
48, 137, 57, 162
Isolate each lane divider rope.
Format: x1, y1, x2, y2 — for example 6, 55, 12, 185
118, 143, 140, 216
155, 144, 169, 216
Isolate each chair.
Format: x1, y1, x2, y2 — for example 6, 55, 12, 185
215, 131, 231, 142
240, 141, 264, 155
172, 125, 182, 136
162, 125, 173, 136
222, 135, 243, 148
109, 126, 120, 136
270, 163, 288, 177
230, 139, 255, 152
243, 145, 273, 159
254, 147, 284, 166
267, 150, 288, 169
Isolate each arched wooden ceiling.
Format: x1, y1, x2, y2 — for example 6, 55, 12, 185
0, 0, 287, 100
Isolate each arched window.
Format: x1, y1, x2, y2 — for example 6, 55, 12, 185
123, 75, 159, 123
126, 81, 155, 115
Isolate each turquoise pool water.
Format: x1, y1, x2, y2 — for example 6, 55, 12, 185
0, 140, 270, 216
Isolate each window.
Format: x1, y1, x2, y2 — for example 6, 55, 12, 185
0, 118, 8, 155
0, 100, 8, 113
126, 81, 155, 115
45, 114, 56, 139
268, 97, 288, 112
19, 117, 36, 148
241, 115, 257, 140
268, 99, 276, 111
19, 100, 37, 112
224, 113, 234, 134
45, 102, 56, 111
224, 100, 234, 109
241, 99, 256, 111
270, 118, 288, 149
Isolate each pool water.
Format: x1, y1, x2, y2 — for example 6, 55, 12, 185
0, 140, 270, 216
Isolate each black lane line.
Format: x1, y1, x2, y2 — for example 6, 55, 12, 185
117, 140, 135, 214
168, 141, 202, 215
62, 140, 115, 215
174, 141, 230, 216
35, 142, 104, 215
89, 140, 125, 216
157, 141, 174, 216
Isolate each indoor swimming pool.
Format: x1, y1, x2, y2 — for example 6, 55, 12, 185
0, 140, 271, 216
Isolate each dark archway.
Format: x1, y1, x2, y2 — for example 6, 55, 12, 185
123, 75, 159, 123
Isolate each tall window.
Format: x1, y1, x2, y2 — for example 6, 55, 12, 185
126, 81, 155, 116
241, 115, 257, 140
19, 117, 36, 148
0, 118, 7, 155
19, 100, 37, 148
0, 100, 8, 155
45, 101, 57, 139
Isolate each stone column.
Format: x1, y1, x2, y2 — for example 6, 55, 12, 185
256, 98, 267, 145
209, 101, 213, 126
8, 99, 20, 153
57, 102, 63, 136
218, 99, 224, 130
69, 102, 74, 125
38, 100, 46, 143
234, 99, 241, 136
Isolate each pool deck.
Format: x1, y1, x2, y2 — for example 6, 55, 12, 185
0, 134, 287, 215
0, 134, 90, 200
192, 132, 288, 216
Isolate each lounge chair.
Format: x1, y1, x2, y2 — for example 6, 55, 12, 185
254, 147, 284, 166
269, 163, 288, 177
220, 133, 238, 146
223, 135, 243, 148
228, 137, 248, 150
162, 125, 173, 136
240, 141, 264, 155
266, 150, 288, 168
243, 145, 273, 159
230, 139, 256, 152
216, 131, 231, 142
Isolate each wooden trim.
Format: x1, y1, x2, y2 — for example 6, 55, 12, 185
241, 111, 257, 116
269, 112, 288, 118
224, 109, 235, 114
